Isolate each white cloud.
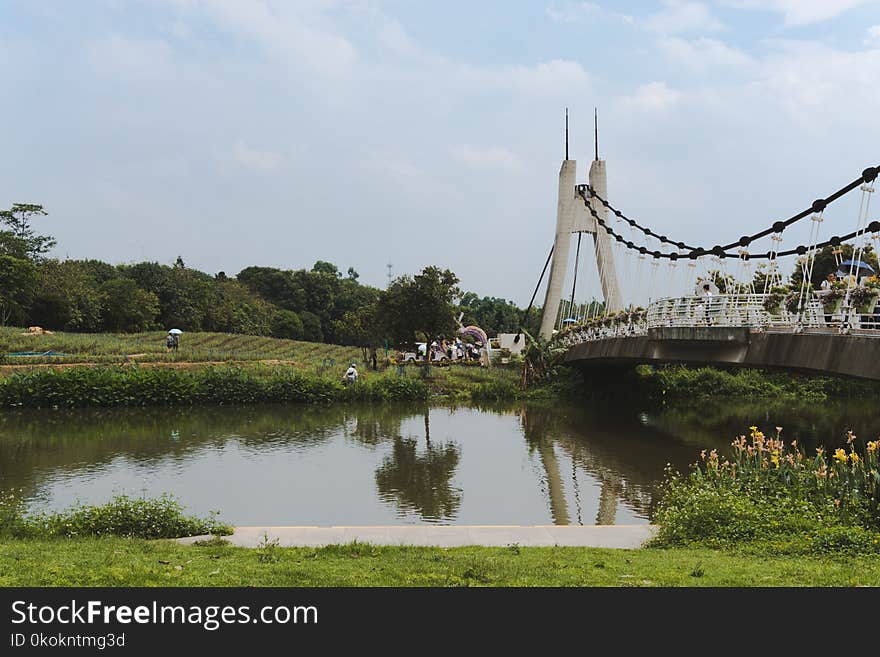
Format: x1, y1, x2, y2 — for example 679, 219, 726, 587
230, 141, 283, 173
466, 59, 590, 98
449, 145, 527, 174
167, 20, 192, 39
620, 81, 682, 111
363, 153, 425, 181
545, 2, 603, 24
87, 35, 173, 78
643, 1, 724, 34
657, 37, 754, 73
168, 0, 357, 77
723, 0, 878, 26
867, 24, 880, 44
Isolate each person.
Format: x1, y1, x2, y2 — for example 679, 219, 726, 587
371, 349, 378, 371
819, 273, 837, 325
697, 282, 714, 325
171, 332, 179, 352
165, 332, 175, 352
343, 363, 358, 385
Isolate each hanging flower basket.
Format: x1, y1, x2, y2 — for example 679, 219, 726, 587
853, 290, 880, 314
763, 288, 787, 317
821, 295, 843, 315
783, 292, 802, 315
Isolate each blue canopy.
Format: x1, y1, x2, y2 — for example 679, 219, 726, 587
839, 260, 875, 273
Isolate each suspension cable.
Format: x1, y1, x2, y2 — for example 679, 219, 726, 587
582, 163, 878, 254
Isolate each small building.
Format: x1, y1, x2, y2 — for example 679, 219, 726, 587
491, 333, 526, 356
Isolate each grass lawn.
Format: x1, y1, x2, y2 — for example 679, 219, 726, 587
0, 326, 364, 369
1, 538, 878, 587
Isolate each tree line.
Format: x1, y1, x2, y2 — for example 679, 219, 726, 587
0, 204, 541, 348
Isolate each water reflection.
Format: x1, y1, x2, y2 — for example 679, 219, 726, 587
375, 437, 462, 522
0, 398, 875, 525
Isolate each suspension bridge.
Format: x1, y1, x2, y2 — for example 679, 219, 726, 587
528, 112, 880, 380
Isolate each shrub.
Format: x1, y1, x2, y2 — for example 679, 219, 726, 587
652, 428, 880, 554
469, 379, 519, 402
0, 490, 29, 538
24, 494, 232, 539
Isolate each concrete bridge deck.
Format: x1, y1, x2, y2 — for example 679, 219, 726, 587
565, 327, 880, 380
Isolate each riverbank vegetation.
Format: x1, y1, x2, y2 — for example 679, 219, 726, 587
0, 361, 543, 408
627, 364, 880, 402
651, 427, 880, 555
0, 492, 231, 540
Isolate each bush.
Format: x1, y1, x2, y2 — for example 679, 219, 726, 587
23, 494, 231, 539
0, 490, 29, 538
469, 379, 520, 402
652, 428, 880, 554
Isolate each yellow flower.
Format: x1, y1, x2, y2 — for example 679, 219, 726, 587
850, 452, 860, 464
867, 441, 877, 453
833, 448, 848, 464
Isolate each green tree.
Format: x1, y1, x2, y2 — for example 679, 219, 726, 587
334, 302, 383, 363
459, 293, 521, 335
789, 244, 880, 289
0, 204, 55, 260
0, 255, 36, 325
299, 310, 324, 342
29, 260, 105, 331
271, 309, 304, 340
237, 266, 306, 312
100, 278, 160, 332
379, 266, 460, 352
521, 329, 567, 388
311, 260, 340, 277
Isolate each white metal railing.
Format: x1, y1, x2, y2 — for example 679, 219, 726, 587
557, 293, 880, 348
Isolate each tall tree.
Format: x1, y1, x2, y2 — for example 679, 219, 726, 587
0, 204, 55, 260
0, 255, 36, 325
379, 266, 460, 352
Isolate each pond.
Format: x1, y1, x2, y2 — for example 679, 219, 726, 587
1, 399, 877, 526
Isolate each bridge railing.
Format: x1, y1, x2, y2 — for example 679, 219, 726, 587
557, 293, 880, 348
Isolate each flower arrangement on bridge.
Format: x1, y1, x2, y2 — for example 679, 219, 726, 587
849, 283, 880, 313
820, 281, 847, 313
783, 290, 803, 315
763, 286, 789, 315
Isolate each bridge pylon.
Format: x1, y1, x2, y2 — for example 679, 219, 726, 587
539, 157, 623, 339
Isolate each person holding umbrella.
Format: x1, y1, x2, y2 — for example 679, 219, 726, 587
166, 328, 182, 353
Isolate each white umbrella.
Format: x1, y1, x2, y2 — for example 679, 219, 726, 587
168, 328, 183, 335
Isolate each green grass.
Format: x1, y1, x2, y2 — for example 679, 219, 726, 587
1, 538, 878, 586
0, 326, 364, 368
633, 364, 880, 402
0, 361, 531, 408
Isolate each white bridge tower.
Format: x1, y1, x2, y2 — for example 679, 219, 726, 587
539, 112, 622, 339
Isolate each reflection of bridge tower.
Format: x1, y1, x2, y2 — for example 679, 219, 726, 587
536, 440, 570, 525
539, 118, 622, 339
595, 476, 620, 525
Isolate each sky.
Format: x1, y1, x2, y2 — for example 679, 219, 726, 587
2, 0, 879, 307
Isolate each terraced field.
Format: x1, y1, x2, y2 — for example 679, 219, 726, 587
0, 327, 365, 371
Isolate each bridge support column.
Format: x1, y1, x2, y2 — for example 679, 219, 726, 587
540, 160, 577, 339
589, 160, 623, 314
539, 158, 623, 339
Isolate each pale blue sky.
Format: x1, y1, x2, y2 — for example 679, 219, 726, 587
2, 1, 879, 305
